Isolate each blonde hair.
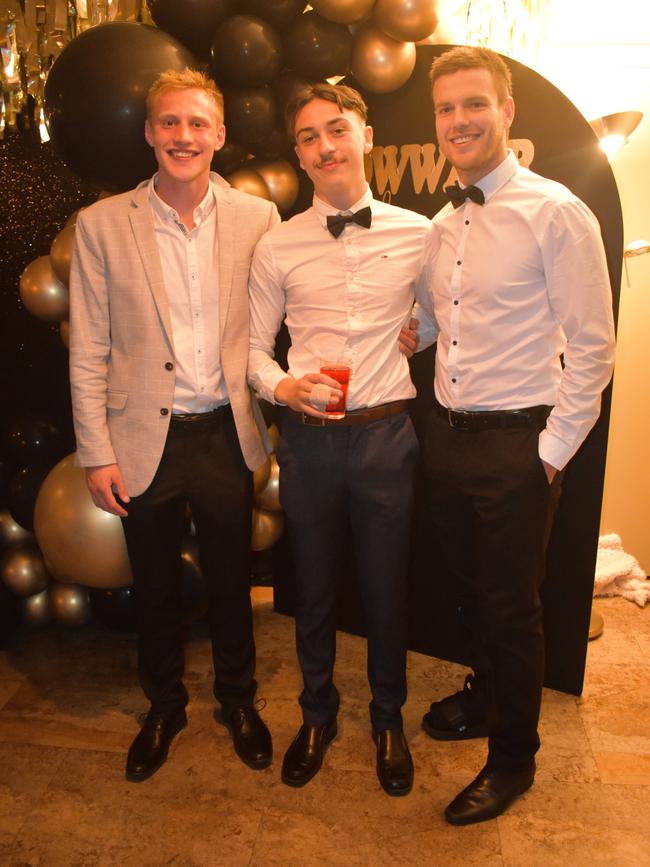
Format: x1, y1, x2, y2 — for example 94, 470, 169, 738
146, 68, 224, 121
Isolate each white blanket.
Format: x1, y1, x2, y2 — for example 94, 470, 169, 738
594, 533, 650, 607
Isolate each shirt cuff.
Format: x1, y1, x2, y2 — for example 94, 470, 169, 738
538, 428, 577, 473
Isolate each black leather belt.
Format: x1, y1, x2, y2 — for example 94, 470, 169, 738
290, 400, 409, 428
434, 400, 551, 432
170, 405, 231, 426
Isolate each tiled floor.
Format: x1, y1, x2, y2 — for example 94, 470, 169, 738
0, 589, 649, 866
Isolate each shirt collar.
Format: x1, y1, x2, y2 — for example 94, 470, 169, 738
472, 149, 519, 203
148, 174, 216, 227
312, 184, 374, 227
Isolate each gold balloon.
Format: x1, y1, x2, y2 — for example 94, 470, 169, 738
19, 256, 70, 323
65, 207, 85, 228
59, 320, 70, 348
34, 454, 133, 589
267, 424, 280, 451
253, 160, 300, 215
226, 168, 271, 200
50, 224, 76, 287
351, 23, 416, 93
0, 543, 51, 597
23, 588, 52, 626
50, 582, 91, 627
0, 509, 34, 547
253, 456, 272, 495
251, 508, 284, 552
373, 0, 438, 42
311, 0, 375, 24
255, 455, 281, 512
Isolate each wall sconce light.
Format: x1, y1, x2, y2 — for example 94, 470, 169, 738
589, 111, 643, 161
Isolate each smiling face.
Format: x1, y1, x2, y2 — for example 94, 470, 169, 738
433, 67, 515, 186
144, 87, 225, 197
293, 98, 373, 210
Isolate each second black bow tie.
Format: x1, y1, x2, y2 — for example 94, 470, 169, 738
326, 206, 372, 238
444, 182, 485, 209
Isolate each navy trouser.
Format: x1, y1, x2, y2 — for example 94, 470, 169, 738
277, 409, 419, 731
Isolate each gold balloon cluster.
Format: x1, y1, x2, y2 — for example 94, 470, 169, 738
226, 159, 300, 214
312, 0, 439, 93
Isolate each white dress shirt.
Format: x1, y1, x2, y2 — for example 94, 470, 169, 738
418, 150, 615, 471
149, 178, 227, 413
248, 185, 435, 410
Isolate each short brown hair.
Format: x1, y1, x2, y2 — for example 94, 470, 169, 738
285, 82, 368, 142
146, 68, 224, 121
430, 46, 513, 105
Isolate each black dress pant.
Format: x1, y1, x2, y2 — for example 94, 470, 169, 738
120, 408, 257, 718
277, 410, 419, 731
424, 408, 563, 768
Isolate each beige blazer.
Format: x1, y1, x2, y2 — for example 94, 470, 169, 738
69, 173, 280, 496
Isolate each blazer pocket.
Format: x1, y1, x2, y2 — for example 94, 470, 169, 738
106, 390, 128, 410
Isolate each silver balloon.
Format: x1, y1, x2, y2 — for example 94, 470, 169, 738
22, 588, 53, 626
0, 543, 51, 597
50, 224, 76, 287
0, 509, 34, 547
19, 256, 70, 323
351, 23, 416, 93
311, 0, 375, 24
373, 0, 439, 42
51, 582, 91, 627
34, 454, 133, 589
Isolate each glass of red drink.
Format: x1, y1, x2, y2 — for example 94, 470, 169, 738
319, 359, 351, 420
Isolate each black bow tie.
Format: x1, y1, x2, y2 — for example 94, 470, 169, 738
444, 182, 485, 209
326, 206, 372, 238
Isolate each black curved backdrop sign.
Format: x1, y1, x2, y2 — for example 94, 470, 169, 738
275, 45, 622, 696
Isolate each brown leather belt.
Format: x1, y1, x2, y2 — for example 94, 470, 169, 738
290, 400, 409, 428
170, 405, 232, 426
433, 400, 551, 432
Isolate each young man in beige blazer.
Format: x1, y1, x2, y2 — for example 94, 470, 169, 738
69, 69, 280, 782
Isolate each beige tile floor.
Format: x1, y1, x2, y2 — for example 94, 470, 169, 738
0, 588, 649, 866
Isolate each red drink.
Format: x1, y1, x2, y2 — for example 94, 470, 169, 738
320, 363, 351, 420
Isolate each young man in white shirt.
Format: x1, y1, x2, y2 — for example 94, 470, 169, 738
418, 46, 615, 824
70, 69, 279, 782
248, 82, 435, 796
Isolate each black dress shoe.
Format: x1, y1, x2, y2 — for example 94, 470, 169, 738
373, 729, 414, 797
224, 706, 272, 770
126, 710, 187, 782
445, 762, 536, 825
281, 720, 337, 787
422, 674, 489, 741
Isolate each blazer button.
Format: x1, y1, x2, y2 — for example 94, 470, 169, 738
160, 408, 169, 416
165, 362, 174, 371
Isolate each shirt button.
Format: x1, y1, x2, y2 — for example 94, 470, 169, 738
165, 362, 173, 370
452, 340, 458, 346
160, 408, 169, 416
453, 300, 459, 306
451, 378, 457, 383
465, 220, 469, 225
456, 260, 461, 266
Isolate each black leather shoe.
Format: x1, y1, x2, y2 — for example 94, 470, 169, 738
444, 762, 536, 825
422, 674, 489, 741
373, 728, 414, 797
224, 706, 272, 770
281, 720, 337, 787
125, 710, 187, 782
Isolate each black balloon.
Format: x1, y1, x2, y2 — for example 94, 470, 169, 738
89, 586, 137, 633
285, 11, 353, 80
8, 464, 51, 532
3, 417, 66, 466
249, 128, 292, 160
211, 15, 282, 88
0, 581, 21, 648
147, 0, 233, 58
224, 87, 277, 144
272, 71, 316, 124
44, 23, 196, 192
211, 141, 249, 176
0, 457, 14, 508
240, 0, 306, 28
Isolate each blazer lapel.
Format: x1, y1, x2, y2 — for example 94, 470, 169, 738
214, 180, 235, 341
128, 183, 174, 348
